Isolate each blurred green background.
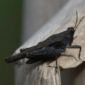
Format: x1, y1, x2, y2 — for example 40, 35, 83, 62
0, 0, 22, 85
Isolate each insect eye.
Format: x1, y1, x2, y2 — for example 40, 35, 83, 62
68, 27, 74, 32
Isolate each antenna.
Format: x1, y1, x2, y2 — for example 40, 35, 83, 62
76, 16, 85, 29
74, 11, 78, 29
74, 11, 85, 30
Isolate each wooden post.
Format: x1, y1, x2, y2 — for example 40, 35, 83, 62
14, 0, 85, 85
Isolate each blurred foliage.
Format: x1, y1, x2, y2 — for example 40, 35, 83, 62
0, 0, 22, 85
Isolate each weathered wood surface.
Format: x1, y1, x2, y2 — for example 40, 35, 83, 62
14, 0, 85, 85
21, 0, 69, 42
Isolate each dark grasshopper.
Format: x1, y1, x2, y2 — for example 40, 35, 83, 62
5, 12, 84, 64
